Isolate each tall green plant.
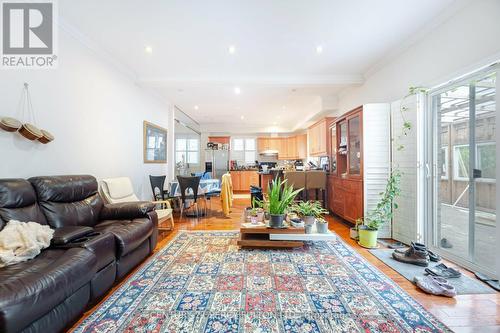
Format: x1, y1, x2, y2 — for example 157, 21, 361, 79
266, 177, 302, 215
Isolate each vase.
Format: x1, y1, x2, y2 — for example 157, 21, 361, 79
269, 214, 285, 228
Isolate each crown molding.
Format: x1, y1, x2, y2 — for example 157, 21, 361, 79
139, 75, 364, 87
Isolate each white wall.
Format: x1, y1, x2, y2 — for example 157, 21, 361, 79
0, 28, 172, 200
337, 0, 500, 114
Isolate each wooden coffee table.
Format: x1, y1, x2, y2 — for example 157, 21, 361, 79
237, 223, 336, 248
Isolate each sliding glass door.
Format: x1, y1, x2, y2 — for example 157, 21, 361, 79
429, 65, 497, 275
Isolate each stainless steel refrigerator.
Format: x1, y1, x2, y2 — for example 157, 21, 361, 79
205, 149, 229, 180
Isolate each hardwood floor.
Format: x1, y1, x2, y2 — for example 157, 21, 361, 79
70, 197, 500, 332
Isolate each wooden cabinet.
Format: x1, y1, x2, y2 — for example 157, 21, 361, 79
327, 105, 390, 230
258, 135, 306, 160
296, 134, 307, 159
308, 118, 334, 156
230, 171, 259, 192
328, 108, 364, 224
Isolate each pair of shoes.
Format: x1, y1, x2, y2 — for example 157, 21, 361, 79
395, 242, 441, 262
426, 263, 461, 278
414, 275, 457, 297
392, 242, 430, 267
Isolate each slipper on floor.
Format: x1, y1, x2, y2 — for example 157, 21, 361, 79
474, 272, 500, 292
425, 263, 461, 278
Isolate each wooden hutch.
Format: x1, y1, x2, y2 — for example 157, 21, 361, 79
328, 107, 364, 224
327, 104, 391, 236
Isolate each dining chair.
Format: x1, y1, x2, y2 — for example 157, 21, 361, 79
177, 175, 203, 218
100, 177, 174, 230
305, 170, 327, 207
284, 171, 306, 201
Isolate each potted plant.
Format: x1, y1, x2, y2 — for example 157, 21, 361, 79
357, 170, 401, 248
315, 217, 328, 234
264, 177, 302, 228
351, 219, 362, 240
291, 201, 328, 233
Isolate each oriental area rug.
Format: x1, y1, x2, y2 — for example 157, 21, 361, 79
72, 231, 451, 333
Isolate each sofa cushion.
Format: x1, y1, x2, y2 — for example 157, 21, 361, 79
0, 247, 97, 333
94, 218, 153, 257
29, 176, 104, 228
0, 179, 47, 229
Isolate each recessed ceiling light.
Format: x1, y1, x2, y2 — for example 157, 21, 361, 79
316, 45, 323, 54
228, 45, 236, 54
194, 105, 199, 110
234, 87, 241, 95
145, 46, 153, 54
240, 115, 245, 120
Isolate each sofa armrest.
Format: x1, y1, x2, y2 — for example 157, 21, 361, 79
100, 201, 155, 220
52, 226, 94, 245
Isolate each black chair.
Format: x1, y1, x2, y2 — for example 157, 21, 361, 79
177, 175, 203, 218
149, 175, 168, 200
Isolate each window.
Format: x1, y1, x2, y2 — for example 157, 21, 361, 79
440, 146, 449, 180
452, 143, 496, 182
231, 138, 256, 164
175, 138, 199, 164
453, 145, 469, 181
477, 142, 496, 181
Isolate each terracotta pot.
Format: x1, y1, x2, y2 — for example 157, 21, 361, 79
0, 117, 22, 132
19, 123, 42, 140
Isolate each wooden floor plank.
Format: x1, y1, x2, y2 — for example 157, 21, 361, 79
69, 197, 500, 332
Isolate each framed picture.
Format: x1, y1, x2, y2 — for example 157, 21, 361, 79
143, 121, 167, 163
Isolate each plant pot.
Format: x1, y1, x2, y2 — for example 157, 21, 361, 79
303, 215, 315, 225
358, 227, 378, 248
305, 224, 313, 234
256, 211, 265, 222
316, 222, 328, 234
350, 228, 358, 240
269, 214, 285, 228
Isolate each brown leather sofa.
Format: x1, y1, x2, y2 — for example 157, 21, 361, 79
0, 175, 158, 333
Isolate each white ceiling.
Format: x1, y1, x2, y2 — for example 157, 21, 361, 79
60, 0, 457, 133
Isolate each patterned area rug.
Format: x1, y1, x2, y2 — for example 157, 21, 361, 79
73, 231, 451, 333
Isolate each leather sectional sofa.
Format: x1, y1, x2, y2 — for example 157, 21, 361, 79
0, 175, 158, 333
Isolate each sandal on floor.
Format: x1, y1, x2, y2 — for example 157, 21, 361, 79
425, 263, 461, 278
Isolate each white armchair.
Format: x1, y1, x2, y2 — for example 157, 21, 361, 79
100, 177, 174, 231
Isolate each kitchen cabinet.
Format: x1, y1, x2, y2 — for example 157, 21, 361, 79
308, 118, 334, 157
296, 134, 307, 159
230, 171, 259, 192
258, 135, 306, 160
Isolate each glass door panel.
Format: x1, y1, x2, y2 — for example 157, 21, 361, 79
348, 116, 361, 175
473, 73, 496, 270
338, 122, 348, 177
431, 68, 497, 274
330, 126, 337, 175
434, 83, 471, 260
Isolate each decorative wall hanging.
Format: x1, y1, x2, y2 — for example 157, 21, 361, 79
0, 83, 54, 144
143, 121, 167, 163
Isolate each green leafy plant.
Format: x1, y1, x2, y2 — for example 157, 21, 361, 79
264, 177, 303, 215
360, 170, 402, 230
291, 200, 329, 218
316, 217, 328, 224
